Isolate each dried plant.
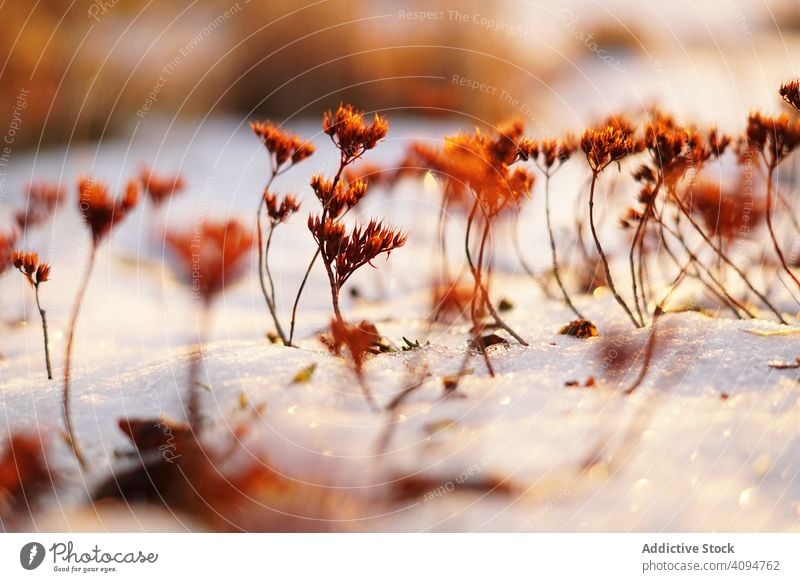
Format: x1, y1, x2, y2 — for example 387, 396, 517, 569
165, 219, 253, 428
742, 109, 800, 293
581, 116, 644, 327
321, 318, 383, 410
430, 278, 484, 323
251, 121, 314, 344
308, 216, 406, 324
0, 230, 19, 277
289, 104, 394, 343
520, 136, 592, 331
415, 121, 534, 348
63, 176, 140, 470
14, 181, 65, 231
10, 251, 53, 379
139, 166, 185, 207
165, 219, 253, 307
0, 434, 54, 521
685, 178, 764, 248
95, 415, 351, 531
780, 80, 800, 112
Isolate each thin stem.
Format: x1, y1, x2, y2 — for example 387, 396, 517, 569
670, 189, 787, 324
764, 161, 800, 291
63, 243, 97, 471
288, 152, 352, 345
659, 208, 753, 318
288, 247, 320, 346
588, 171, 642, 327
263, 223, 288, 342
34, 284, 52, 380
464, 200, 528, 346
437, 186, 452, 283
322, 254, 345, 326
256, 171, 289, 343
188, 304, 211, 431
628, 183, 660, 326
511, 210, 556, 299
544, 170, 585, 319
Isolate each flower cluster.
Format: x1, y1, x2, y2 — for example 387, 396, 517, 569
250, 121, 315, 168
430, 278, 483, 323
323, 318, 382, 376
0, 231, 18, 276
78, 176, 140, 244
11, 251, 50, 287
263, 190, 301, 224
15, 181, 65, 230
308, 216, 407, 288
165, 219, 253, 304
413, 122, 535, 216
518, 136, 577, 170
684, 178, 764, 242
310, 175, 368, 217
780, 80, 800, 112
581, 115, 644, 172
139, 167, 186, 206
322, 103, 389, 158
743, 112, 800, 163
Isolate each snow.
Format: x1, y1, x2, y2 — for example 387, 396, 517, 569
3, 80, 800, 531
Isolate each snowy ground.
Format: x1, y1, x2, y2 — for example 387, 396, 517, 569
2, 110, 800, 533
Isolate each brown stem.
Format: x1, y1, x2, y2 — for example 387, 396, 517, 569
670, 189, 787, 324
544, 170, 585, 319
465, 200, 528, 346
63, 243, 97, 471
188, 304, 211, 431
588, 171, 642, 327
659, 210, 753, 318
34, 284, 52, 380
256, 171, 289, 343
288, 152, 353, 345
628, 182, 660, 326
765, 161, 800, 291
437, 187, 452, 283
288, 247, 320, 346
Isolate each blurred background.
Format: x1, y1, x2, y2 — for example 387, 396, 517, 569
2, 0, 799, 151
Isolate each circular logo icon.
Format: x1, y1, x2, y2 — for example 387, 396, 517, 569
19, 542, 46, 570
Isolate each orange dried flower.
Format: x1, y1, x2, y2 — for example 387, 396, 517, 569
581, 115, 644, 172
322, 103, 389, 158
263, 190, 300, 224
0, 231, 19, 276
250, 121, 315, 167
415, 124, 535, 216
519, 136, 577, 169
139, 167, 185, 206
780, 80, 800, 112
323, 318, 382, 375
165, 219, 253, 304
684, 178, 764, 241
308, 216, 407, 288
430, 279, 484, 323
15, 181, 65, 230
310, 175, 368, 217
78, 176, 139, 244
11, 251, 50, 286
743, 111, 800, 163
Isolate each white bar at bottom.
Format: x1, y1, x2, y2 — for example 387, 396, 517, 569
0, 533, 796, 581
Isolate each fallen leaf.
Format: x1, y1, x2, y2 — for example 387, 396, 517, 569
290, 363, 317, 385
